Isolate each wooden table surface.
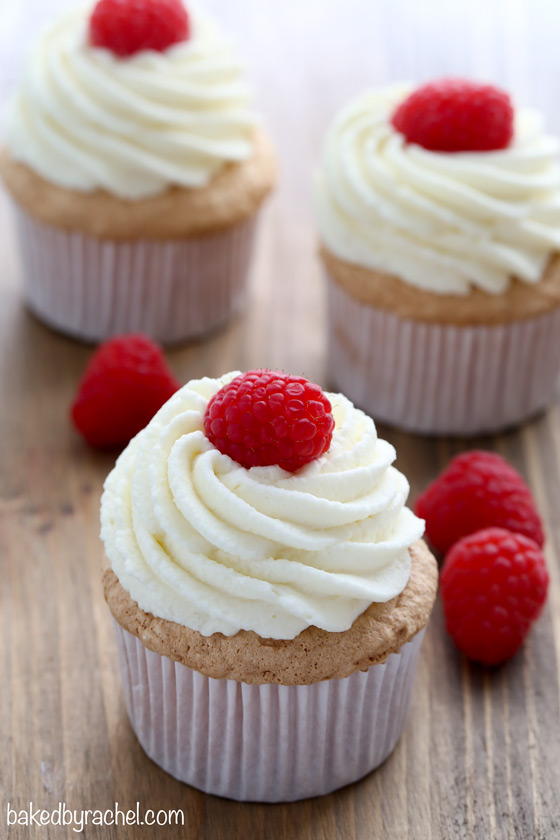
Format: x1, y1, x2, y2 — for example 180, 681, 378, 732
2, 1, 560, 837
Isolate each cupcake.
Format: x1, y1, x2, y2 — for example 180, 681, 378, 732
315, 79, 560, 435
1, 0, 276, 344
100, 369, 437, 802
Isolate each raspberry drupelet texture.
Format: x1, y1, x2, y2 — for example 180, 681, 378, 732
391, 78, 514, 152
90, 0, 190, 58
204, 370, 335, 472
71, 334, 180, 448
441, 527, 549, 665
415, 450, 544, 554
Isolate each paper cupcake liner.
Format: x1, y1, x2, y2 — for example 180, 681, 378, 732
12, 203, 258, 344
112, 620, 426, 802
327, 275, 560, 436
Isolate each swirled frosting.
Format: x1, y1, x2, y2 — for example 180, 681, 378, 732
315, 83, 560, 295
100, 373, 424, 640
4, 5, 258, 198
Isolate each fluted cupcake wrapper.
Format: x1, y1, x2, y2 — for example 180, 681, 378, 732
112, 620, 426, 802
327, 275, 560, 436
12, 203, 258, 344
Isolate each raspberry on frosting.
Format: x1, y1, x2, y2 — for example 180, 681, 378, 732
101, 371, 426, 639
71, 333, 180, 448
203, 370, 335, 472
415, 450, 544, 554
391, 78, 514, 152
441, 527, 549, 665
89, 0, 190, 57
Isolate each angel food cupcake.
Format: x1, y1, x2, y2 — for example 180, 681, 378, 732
100, 369, 437, 802
315, 79, 560, 435
1, 0, 275, 343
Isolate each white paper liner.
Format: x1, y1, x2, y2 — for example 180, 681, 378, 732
112, 620, 426, 802
327, 275, 560, 436
12, 203, 258, 344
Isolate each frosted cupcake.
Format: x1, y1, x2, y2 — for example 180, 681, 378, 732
1, 0, 276, 343
315, 79, 560, 435
100, 369, 437, 802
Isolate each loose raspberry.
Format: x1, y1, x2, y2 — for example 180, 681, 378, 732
204, 370, 335, 472
71, 334, 180, 448
415, 450, 544, 554
89, 0, 190, 58
391, 78, 514, 152
441, 527, 549, 665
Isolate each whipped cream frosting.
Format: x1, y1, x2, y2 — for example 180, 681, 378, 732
100, 373, 424, 640
4, 5, 258, 199
315, 83, 560, 295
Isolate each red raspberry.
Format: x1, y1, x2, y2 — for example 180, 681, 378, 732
441, 528, 549, 665
415, 451, 544, 554
204, 370, 335, 472
89, 0, 190, 58
71, 334, 180, 448
391, 78, 514, 152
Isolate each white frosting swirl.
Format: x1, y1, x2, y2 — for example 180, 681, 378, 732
315, 84, 560, 295
100, 373, 424, 640
4, 5, 258, 198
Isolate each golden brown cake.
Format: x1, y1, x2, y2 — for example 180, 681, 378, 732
0, 131, 275, 240
103, 540, 437, 685
322, 247, 560, 327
